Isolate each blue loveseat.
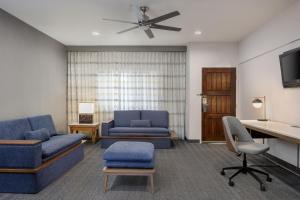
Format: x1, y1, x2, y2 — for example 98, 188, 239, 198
0, 115, 84, 194
101, 110, 172, 149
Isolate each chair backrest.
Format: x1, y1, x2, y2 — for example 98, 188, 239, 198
141, 110, 169, 128
28, 115, 57, 136
114, 110, 141, 127
222, 116, 253, 153
113, 110, 169, 128
0, 118, 32, 140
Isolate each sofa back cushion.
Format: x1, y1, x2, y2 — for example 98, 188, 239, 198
25, 128, 50, 142
141, 110, 169, 128
114, 110, 140, 127
28, 115, 57, 136
130, 120, 151, 127
0, 118, 32, 139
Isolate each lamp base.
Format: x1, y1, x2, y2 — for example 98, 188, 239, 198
257, 119, 268, 121
79, 114, 93, 124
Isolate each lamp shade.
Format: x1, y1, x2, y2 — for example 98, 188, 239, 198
252, 98, 263, 109
78, 102, 94, 114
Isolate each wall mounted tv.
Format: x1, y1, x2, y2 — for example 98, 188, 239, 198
280, 47, 300, 88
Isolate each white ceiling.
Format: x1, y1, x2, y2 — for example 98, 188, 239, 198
0, 0, 297, 45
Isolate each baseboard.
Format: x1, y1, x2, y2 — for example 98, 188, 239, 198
264, 153, 300, 175
184, 137, 200, 143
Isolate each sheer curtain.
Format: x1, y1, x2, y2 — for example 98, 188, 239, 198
67, 51, 186, 139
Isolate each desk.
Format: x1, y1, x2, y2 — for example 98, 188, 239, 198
241, 120, 300, 168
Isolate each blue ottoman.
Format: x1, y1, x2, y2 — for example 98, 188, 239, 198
102, 141, 155, 192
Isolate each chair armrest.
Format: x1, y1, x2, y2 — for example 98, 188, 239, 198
0, 140, 41, 145
101, 120, 114, 136
0, 140, 42, 169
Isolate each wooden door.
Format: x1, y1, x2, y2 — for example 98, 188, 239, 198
202, 68, 236, 141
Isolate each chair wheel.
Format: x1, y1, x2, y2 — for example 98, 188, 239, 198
266, 177, 272, 182
260, 185, 266, 191
228, 180, 234, 187
220, 171, 225, 176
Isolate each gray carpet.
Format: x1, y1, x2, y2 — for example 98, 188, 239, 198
1, 142, 300, 200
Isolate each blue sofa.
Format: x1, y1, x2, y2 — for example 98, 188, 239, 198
0, 115, 84, 193
101, 110, 172, 149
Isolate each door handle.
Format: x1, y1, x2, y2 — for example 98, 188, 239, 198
202, 96, 208, 112
202, 97, 208, 105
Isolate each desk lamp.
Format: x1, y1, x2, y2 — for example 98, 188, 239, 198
78, 102, 95, 124
252, 96, 268, 121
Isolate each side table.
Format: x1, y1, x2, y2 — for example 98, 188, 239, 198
69, 123, 100, 144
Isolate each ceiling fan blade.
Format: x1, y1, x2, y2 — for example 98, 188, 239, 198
147, 11, 180, 24
117, 26, 139, 34
102, 18, 138, 25
144, 28, 154, 39
150, 24, 181, 31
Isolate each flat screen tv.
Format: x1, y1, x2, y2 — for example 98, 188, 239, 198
279, 47, 300, 88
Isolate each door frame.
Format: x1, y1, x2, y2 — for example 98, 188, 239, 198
201, 67, 236, 142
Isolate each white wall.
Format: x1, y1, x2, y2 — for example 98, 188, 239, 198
0, 9, 67, 131
238, 1, 300, 166
186, 42, 238, 141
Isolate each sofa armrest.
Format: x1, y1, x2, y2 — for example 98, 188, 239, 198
0, 140, 42, 169
170, 130, 178, 140
101, 120, 114, 136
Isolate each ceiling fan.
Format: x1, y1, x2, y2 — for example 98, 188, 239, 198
103, 6, 181, 39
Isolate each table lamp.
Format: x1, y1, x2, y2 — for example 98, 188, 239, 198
252, 96, 268, 121
78, 102, 95, 124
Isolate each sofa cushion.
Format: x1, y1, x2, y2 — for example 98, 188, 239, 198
28, 115, 57, 136
130, 120, 151, 127
0, 118, 31, 140
41, 134, 84, 161
25, 128, 50, 142
109, 127, 170, 137
114, 110, 140, 127
103, 141, 154, 162
141, 110, 169, 128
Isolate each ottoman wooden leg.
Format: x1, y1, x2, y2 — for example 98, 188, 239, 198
150, 174, 154, 193
104, 174, 109, 192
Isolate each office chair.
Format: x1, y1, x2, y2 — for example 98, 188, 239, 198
220, 116, 272, 191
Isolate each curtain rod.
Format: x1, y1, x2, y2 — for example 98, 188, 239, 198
66, 45, 187, 52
